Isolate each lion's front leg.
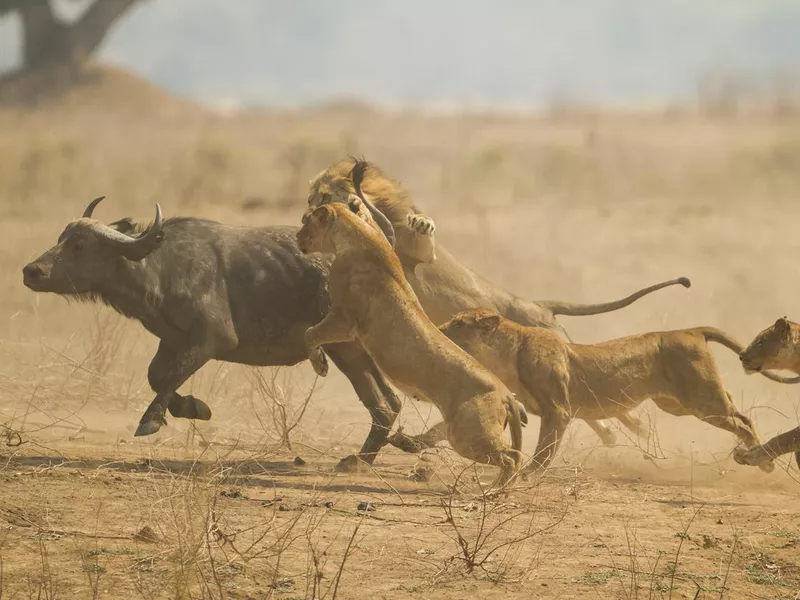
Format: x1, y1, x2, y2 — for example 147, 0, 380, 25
305, 309, 356, 377
400, 213, 437, 264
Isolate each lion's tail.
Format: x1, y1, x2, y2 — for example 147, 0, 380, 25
540, 277, 691, 317
700, 327, 800, 384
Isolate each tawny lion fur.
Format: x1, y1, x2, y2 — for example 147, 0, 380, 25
734, 317, 800, 468
435, 309, 799, 474
306, 158, 436, 267
306, 158, 692, 452
296, 202, 524, 487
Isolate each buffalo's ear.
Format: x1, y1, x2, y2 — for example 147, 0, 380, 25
476, 313, 501, 332
109, 217, 136, 234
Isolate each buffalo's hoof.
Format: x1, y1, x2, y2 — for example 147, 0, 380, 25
758, 459, 776, 474
134, 419, 164, 437
334, 454, 369, 473
168, 395, 212, 421
310, 348, 329, 377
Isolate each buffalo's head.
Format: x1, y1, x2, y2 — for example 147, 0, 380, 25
304, 158, 395, 248
22, 197, 164, 295
740, 317, 799, 375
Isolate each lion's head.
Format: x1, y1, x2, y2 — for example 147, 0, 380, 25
740, 317, 799, 374
306, 158, 422, 249
297, 197, 382, 255
439, 309, 502, 351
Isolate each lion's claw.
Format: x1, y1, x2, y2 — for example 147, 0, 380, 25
407, 214, 435, 236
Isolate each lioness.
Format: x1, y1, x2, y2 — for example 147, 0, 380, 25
433, 309, 800, 474
296, 198, 525, 488
734, 317, 800, 468
306, 158, 690, 467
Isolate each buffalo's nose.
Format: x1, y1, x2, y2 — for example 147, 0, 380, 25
23, 264, 44, 284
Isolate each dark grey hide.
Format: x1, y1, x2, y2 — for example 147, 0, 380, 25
22, 198, 401, 470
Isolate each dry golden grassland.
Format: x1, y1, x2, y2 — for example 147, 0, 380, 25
0, 66, 799, 599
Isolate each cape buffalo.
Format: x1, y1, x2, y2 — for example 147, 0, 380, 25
22, 197, 402, 469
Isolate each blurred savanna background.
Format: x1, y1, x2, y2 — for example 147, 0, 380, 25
1, 2, 800, 598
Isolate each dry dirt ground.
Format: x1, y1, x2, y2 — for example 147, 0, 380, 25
1, 66, 799, 599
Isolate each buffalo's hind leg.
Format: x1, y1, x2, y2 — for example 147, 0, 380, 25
135, 342, 213, 437
324, 342, 403, 472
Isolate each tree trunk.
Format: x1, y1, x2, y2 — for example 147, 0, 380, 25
0, 0, 142, 102
17, 0, 141, 72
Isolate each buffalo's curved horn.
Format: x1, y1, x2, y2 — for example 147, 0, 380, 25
91, 203, 164, 260
349, 159, 395, 248
82, 196, 106, 218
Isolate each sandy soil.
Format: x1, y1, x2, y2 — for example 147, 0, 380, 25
1, 430, 798, 599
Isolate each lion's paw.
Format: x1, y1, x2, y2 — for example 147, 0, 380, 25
407, 214, 435, 236
733, 444, 773, 473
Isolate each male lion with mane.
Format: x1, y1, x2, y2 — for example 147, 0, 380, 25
734, 317, 800, 469
436, 309, 800, 474
306, 158, 690, 462
296, 192, 525, 489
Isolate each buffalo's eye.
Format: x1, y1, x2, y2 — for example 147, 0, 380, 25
72, 238, 85, 252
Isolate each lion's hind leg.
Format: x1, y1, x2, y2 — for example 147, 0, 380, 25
616, 412, 648, 438
585, 419, 618, 447
734, 425, 800, 469
656, 387, 775, 474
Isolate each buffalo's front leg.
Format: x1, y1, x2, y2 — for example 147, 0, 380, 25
305, 309, 355, 377
325, 343, 403, 472
135, 342, 212, 436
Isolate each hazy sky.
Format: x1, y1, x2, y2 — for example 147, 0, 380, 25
1, 0, 799, 109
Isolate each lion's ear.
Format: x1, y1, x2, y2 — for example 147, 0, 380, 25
477, 314, 501, 332
776, 317, 791, 337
